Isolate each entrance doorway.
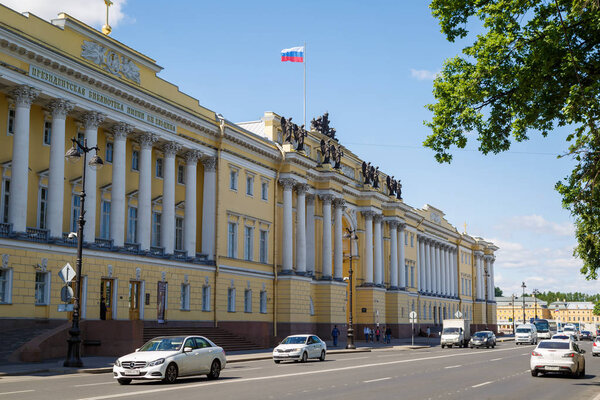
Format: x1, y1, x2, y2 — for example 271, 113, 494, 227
100, 278, 113, 320
129, 281, 141, 320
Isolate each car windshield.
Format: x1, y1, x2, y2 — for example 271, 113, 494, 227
538, 341, 570, 350
281, 336, 308, 345
516, 328, 531, 333
139, 337, 185, 352
564, 327, 575, 332
473, 332, 487, 338
552, 335, 569, 340
442, 328, 460, 334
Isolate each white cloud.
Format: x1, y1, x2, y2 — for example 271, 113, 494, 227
410, 68, 438, 81
496, 214, 574, 237
2, 0, 129, 28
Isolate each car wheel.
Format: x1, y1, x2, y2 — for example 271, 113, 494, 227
320, 350, 326, 361
531, 370, 538, 377
470, 346, 473, 349
448, 345, 453, 348
441, 344, 444, 348
162, 363, 178, 384
117, 379, 132, 385
274, 360, 281, 364
301, 352, 308, 363
207, 360, 221, 380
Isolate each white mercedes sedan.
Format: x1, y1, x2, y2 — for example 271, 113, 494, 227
113, 336, 226, 385
273, 334, 327, 363
530, 339, 585, 378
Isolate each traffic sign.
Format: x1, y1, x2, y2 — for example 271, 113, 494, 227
61, 285, 74, 302
409, 311, 417, 323
58, 304, 74, 312
58, 263, 76, 283
455, 311, 463, 318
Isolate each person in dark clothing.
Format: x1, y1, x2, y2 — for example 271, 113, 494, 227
331, 325, 340, 347
100, 297, 107, 320
385, 326, 392, 344
375, 326, 381, 342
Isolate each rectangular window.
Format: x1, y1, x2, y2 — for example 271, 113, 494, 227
244, 289, 252, 313
180, 283, 190, 310
261, 181, 268, 201
127, 207, 138, 243
152, 212, 161, 247
177, 164, 185, 184
100, 201, 111, 239
246, 175, 254, 196
1, 179, 9, 223
202, 286, 211, 311
175, 217, 184, 250
35, 272, 50, 305
410, 266, 414, 287
244, 226, 253, 261
259, 229, 268, 264
105, 142, 114, 163
38, 187, 48, 229
227, 287, 236, 312
7, 108, 15, 135
410, 234, 414, 247
155, 158, 163, 178
260, 291, 267, 313
131, 150, 139, 171
405, 264, 409, 288
71, 194, 81, 233
227, 222, 237, 258
405, 233, 408, 246
77, 131, 85, 143
43, 120, 52, 145
230, 169, 238, 191
0, 268, 11, 303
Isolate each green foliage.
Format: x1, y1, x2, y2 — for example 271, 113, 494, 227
594, 300, 600, 316
495, 286, 503, 297
532, 291, 600, 303
426, 0, 600, 279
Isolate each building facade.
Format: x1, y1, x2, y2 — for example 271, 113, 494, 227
496, 296, 551, 334
0, 7, 498, 360
549, 301, 599, 327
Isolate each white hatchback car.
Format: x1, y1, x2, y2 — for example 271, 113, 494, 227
273, 334, 327, 363
593, 337, 600, 357
113, 336, 226, 385
530, 339, 586, 378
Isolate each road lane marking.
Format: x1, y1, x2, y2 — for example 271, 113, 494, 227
472, 381, 492, 388
490, 358, 503, 361
338, 356, 368, 361
444, 365, 461, 369
0, 390, 35, 396
223, 367, 262, 372
76, 346, 523, 400
521, 353, 529, 355
74, 382, 118, 387
364, 377, 391, 383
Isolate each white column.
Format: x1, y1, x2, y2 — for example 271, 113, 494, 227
418, 237, 424, 292
490, 257, 495, 301
426, 240, 433, 293
47, 99, 74, 238
362, 211, 374, 285
476, 254, 483, 300
137, 133, 157, 251
81, 111, 105, 242
280, 178, 295, 273
306, 194, 316, 275
444, 246, 450, 296
333, 198, 345, 280
320, 194, 333, 278
398, 225, 405, 289
161, 141, 181, 254
373, 214, 383, 285
110, 123, 132, 247
440, 245, 446, 295
430, 242, 437, 294
389, 221, 398, 288
184, 150, 201, 257
201, 157, 217, 259
8, 86, 39, 232
295, 184, 308, 275
452, 249, 458, 297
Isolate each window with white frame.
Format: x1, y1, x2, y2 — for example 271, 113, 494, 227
202, 285, 211, 311
152, 212, 161, 247
260, 290, 267, 313
155, 158, 163, 178
261, 180, 268, 201
105, 142, 114, 163
6, 107, 15, 136
1, 178, 9, 223
410, 266, 415, 287
37, 186, 48, 229
177, 164, 185, 184
180, 283, 190, 310
410, 233, 414, 247
34, 271, 50, 305
246, 174, 254, 196
405, 264, 409, 287
71, 194, 81, 233
127, 207, 138, 243
227, 222, 237, 258
0, 268, 12, 304
244, 226, 253, 261
131, 150, 139, 171
229, 168, 238, 191
244, 289, 252, 313
227, 287, 236, 312
43, 119, 52, 146
175, 217, 184, 250
100, 200, 111, 239
309, 296, 315, 316
259, 229, 268, 264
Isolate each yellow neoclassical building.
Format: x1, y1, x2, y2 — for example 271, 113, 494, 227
0, 6, 498, 360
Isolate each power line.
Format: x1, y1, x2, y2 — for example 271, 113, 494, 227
344, 142, 560, 156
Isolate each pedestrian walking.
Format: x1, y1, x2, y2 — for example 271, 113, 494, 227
331, 325, 340, 347
385, 326, 392, 344
369, 327, 374, 343
364, 326, 369, 342
426, 327, 431, 345
375, 326, 381, 342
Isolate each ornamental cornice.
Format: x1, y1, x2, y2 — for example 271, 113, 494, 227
48, 98, 74, 118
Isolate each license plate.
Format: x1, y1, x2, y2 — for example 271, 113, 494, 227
546, 366, 560, 371
123, 369, 140, 376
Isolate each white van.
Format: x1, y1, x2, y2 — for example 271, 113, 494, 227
515, 323, 538, 345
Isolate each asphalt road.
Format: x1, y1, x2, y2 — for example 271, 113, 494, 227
1, 341, 599, 400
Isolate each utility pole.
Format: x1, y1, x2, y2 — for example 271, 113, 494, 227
521, 282, 527, 325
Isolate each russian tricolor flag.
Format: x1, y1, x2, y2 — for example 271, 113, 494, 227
281, 46, 304, 62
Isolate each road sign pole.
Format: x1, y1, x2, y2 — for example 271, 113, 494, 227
411, 321, 414, 346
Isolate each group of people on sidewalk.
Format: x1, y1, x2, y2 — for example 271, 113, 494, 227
362, 325, 392, 344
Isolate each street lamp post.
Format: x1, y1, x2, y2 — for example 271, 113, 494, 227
512, 294, 516, 335
521, 281, 527, 325
532, 289, 539, 320
64, 138, 103, 367
344, 228, 358, 350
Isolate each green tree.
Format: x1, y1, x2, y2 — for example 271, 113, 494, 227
425, 0, 600, 279
495, 286, 503, 297
594, 300, 600, 316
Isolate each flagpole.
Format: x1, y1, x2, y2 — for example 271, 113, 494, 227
304, 42, 306, 130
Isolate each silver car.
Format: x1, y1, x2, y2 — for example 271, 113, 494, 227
469, 331, 496, 349
530, 339, 585, 377
273, 334, 327, 363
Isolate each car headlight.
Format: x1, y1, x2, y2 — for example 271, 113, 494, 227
148, 358, 165, 366
114, 359, 121, 367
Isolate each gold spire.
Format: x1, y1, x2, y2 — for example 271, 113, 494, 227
102, 0, 113, 35
463, 221, 467, 234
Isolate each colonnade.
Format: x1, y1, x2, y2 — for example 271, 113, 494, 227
417, 235, 458, 298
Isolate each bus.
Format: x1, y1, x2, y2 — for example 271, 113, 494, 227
533, 319, 552, 339
547, 320, 558, 335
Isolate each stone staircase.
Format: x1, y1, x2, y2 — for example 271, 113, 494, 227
142, 326, 263, 352
0, 323, 64, 364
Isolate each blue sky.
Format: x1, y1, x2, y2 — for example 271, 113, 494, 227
7, 0, 596, 296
